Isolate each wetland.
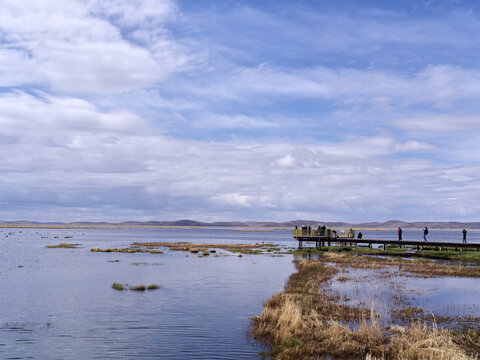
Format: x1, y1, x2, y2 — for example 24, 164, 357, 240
1, 227, 480, 359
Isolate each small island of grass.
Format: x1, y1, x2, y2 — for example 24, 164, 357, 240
46, 243, 81, 249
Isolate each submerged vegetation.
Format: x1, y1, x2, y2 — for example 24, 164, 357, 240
252, 254, 480, 359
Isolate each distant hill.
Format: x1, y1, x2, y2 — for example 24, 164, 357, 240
1, 219, 480, 229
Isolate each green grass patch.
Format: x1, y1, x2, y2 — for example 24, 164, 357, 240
129, 285, 146, 291
147, 284, 161, 290
225, 247, 264, 255
112, 283, 124, 291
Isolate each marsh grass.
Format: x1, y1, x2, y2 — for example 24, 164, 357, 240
319, 252, 480, 278
252, 258, 480, 359
133, 241, 278, 255
113, 283, 161, 291
130, 284, 161, 291
129, 285, 146, 291
91, 247, 162, 254
147, 284, 161, 290
46, 242, 81, 248
295, 245, 480, 264
92, 241, 288, 256
112, 283, 124, 291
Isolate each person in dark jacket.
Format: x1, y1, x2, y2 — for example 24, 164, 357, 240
398, 227, 402, 241
423, 227, 428, 241
463, 229, 467, 243
357, 232, 363, 239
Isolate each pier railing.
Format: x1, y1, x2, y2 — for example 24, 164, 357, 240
293, 228, 356, 239
293, 230, 480, 251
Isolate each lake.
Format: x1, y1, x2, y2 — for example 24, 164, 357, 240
1, 227, 479, 359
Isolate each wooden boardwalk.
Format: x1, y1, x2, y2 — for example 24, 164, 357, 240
294, 235, 480, 251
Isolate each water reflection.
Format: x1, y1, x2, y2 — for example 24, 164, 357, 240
0, 228, 296, 359
328, 265, 480, 329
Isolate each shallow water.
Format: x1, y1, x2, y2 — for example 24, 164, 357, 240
0, 228, 297, 359
328, 265, 480, 327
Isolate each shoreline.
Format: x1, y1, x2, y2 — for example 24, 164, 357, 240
252, 251, 480, 359
2, 224, 480, 231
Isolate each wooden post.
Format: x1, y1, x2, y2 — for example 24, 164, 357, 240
299, 240, 303, 249
383, 243, 386, 251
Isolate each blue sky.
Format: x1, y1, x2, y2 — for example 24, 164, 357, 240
1, 0, 480, 222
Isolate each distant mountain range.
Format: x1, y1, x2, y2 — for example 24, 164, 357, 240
0, 219, 479, 229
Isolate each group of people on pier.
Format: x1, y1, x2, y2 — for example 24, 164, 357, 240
295, 224, 470, 243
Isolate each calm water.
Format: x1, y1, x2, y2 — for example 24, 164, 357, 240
1, 227, 478, 359
0, 228, 297, 359
329, 266, 480, 326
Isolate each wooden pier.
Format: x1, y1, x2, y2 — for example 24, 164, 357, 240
293, 230, 480, 251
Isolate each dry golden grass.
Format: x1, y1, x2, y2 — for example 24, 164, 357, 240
320, 252, 480, 278
252, 258, 479, 359
46, 242, 81, 248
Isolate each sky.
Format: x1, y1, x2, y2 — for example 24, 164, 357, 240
1, 0, 480, 223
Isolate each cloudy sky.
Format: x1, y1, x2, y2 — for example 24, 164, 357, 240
1, 0, 480, 223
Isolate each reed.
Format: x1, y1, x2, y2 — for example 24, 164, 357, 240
252, 258, 478, 359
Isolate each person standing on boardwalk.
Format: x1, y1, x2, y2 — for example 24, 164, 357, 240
423, 227, 428, 241
463, 229, 467, 243
398, 227, 402, 241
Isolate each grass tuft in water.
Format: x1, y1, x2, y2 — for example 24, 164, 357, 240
129, 285, 146, 291
112, 283, 125, 291
46, 243, 81, 248
147, 284, 161, 290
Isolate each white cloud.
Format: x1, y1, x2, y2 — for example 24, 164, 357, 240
186, 63, 480, 115
317, 136, 435, 158
394, 140, 436, 152
2, 2, 480, 222
87, 0, 177, 27
0, 0, 189, 94
212, 193, 253, 207
192, 113, 273, 129
393, 115, 480, 132
0, 89, 478, 222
